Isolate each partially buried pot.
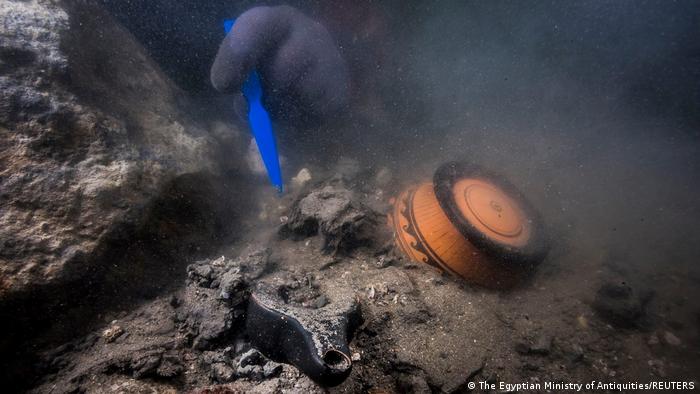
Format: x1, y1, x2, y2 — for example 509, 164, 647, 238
390, 161, 548, 289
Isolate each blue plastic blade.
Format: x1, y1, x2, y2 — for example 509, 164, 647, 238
224, 19, 283, 193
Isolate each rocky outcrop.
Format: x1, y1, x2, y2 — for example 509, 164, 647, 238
0, 1, 249, 386
0, 0, 246, 297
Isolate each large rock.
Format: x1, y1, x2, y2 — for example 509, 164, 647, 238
0, 0, 246, 297
281, 184, 388, 254
592, 280, 652, 329
0, 0, 248, 382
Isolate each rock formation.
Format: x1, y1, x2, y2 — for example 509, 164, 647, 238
0, 1, 248, 387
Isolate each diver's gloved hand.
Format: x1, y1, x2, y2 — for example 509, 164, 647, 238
211, 6, 350, 125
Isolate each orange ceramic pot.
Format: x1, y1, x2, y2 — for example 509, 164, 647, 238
389, 162, 547, 289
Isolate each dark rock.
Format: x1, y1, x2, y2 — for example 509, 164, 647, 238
284, 186, 353, 237
274, 274, 324, 308
374, 239, 402, 268
375, 251, 400, 269
210, 362, 235, 383
201, 350, 229, 366
314, 295, 329, 308
182, 253, 258, 350
75, 333, 99, 352
515, 341, 530, 355
236, 364, 265, 381
184, 287, 235, 350
156, 354, 183, 378
281, 185, 387, 254
566, 343, 585, 363
200, 349, 235, 383
401, 307, 433, 325
238, 349, 263, 368
221, 346, 236, 359
45, 343, 74, 361
219, 269, 244, 301
152, 318, 176, 335
130, 351, 163, 379
262, 361, 283, 378
530, 334, 552, 355
593, 281, 652, 328
188, 262, 216, 288
236, 247, 271, 280
522, 361, 542, 371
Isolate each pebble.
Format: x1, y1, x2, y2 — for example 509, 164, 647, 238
426, 277, 446, 286
102, 325, 124, 343
568, 343, 584, 362
577, 315, 589, 329
375, 255, 393, 268
211, 362, 235, 382
239, 348, 263, 367
314, 295, 328, 309
237, 364, 264, 381
368, 286, 376, 300
291, 168, 312, 188
592, 281, 648, 328
219, 270, 244, 300
647, 332, 659, 345
169, 295, 180, 308
648, 359, 667, 377
263, 361, 283, 378
152, 319, 175, 335
530, 334, 552, 355
663, 331, 681, 346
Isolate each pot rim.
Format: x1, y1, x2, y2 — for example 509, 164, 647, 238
433, 161, 549, 266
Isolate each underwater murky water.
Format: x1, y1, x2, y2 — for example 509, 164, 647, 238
1, 0, 698, 392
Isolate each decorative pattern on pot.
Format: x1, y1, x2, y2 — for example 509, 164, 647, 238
389, 162, 548, 289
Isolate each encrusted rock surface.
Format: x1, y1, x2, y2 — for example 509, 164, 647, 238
281, 183, 389, 254
0, 0, 244, 298
182, 249, 269, 350
0, 1, 248, 389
